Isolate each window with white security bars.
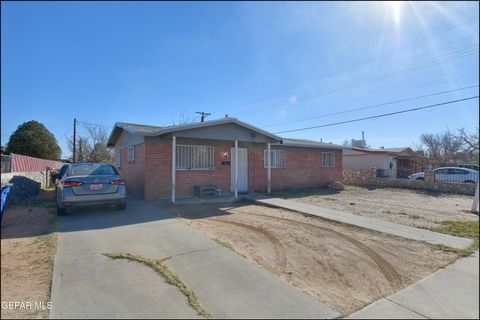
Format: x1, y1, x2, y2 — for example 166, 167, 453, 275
176, 145, 214, 170
115, 150, 121, 168
322, 152, 335, 167
264, 150, 286, 168
127, 146, 135, 162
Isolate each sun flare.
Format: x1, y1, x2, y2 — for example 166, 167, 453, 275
388, 1, 403, 26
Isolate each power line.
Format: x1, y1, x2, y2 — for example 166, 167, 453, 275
263, 84, 480, 128
232, 46, 479, 116
77, 120, 111, 128
273, 96, 480, 134
211, 17, 479, 117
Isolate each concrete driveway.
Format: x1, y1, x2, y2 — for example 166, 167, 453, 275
50, 197, 340, 319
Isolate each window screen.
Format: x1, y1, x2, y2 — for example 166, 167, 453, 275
264, 150, 286, 168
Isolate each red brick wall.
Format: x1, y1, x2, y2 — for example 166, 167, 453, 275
142, 140, 343, 200
118, 144, 145, 198
144, 140, 233, 199
249, 146, 343, 192
144, 143, 171, 200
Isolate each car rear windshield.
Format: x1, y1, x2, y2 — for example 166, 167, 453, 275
70, 164, 117, 176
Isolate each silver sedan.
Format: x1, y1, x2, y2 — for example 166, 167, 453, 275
56, 163, 127, 215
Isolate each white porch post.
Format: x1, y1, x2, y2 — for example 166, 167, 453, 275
234, 140, 238, 198
267, 142, 271, 194
171, 136, 176, 204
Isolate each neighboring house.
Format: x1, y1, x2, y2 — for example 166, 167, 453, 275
343, 147, 417, 178
106, 117, 343, 201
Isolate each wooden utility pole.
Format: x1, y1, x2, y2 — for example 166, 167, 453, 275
72, 118, 77, 163
195, 111, 211, 122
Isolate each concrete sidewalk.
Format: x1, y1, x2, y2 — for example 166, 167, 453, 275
250, 196, 473, 249
348, 251, 479, 319
50, 197, 340, 319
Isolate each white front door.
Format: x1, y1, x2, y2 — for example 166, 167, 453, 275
231, 148, 248, 193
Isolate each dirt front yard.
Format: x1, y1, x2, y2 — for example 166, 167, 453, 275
166, 201, 458, 316
1, 191, 57, 319
273, 185, 479, 229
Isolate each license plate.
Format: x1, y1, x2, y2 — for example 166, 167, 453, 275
89, 184, 103, 190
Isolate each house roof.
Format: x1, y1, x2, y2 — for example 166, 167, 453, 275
344, 147, 415, 156
278, 138, 344, 150
114, 122, 163, 135
107, 117, 283, 146
107, 118, 345, 150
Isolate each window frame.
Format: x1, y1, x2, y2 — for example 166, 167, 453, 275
264, 149, 286, 169
127, 146, 135, 162
175, 144, 214, 171
322, 152, 335, 168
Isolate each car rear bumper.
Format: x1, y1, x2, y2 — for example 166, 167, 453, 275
62, 198, 127, 208
61, 189, 127, 208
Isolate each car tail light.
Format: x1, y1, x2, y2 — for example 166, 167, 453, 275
110, 179, 125, 185
63, 180, 83, 187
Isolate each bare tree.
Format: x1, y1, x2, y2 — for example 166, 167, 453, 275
457, 127, 479, 160
66, 124, 113, 163
418, 127, 479, 167
85, 125, 113, 163
171, 111, 199, 125
67, 135, 91, 162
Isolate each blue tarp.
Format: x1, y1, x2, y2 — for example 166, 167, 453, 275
1, 185, 10, 225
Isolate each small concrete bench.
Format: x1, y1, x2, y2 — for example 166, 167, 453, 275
193, 185, 221, 198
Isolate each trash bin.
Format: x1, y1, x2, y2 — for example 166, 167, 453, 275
1, 184, 11, 225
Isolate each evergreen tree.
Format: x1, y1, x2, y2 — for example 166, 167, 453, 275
6, 120, 61, 160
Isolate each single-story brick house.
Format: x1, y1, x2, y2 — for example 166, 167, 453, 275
106, 117, 343, 202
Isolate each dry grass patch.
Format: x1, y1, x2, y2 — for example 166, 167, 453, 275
103, 252, 213, 319
430, 220, 479, 257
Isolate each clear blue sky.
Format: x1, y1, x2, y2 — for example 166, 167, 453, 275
2, 1, 479, 158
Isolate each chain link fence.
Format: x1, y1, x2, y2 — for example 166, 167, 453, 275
1, 155, 12, 173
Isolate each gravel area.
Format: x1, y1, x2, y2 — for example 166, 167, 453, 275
275, 185, 479, 229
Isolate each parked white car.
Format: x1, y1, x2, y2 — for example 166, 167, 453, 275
408, 167, 479, 183
458, 163, 479, 172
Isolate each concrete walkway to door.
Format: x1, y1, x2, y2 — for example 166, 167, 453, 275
50, 196, 340, 319
247, 195, 473, 249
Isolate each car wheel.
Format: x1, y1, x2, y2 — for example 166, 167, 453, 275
57, 205, 67, 216
117, 203, 127, 210
463, 180, 475, 184
416, 177, 424, 181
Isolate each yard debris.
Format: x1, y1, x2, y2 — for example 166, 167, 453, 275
325, 181, 345, 191
4, 176, 41, 204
